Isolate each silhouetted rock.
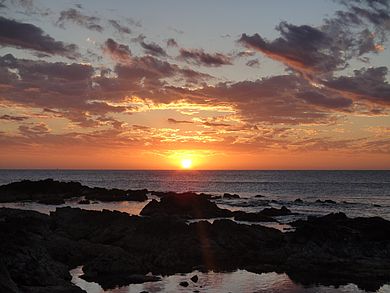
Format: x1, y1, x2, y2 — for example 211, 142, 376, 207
0, 179, 148, 203
179, 281, 189, 287
255, 194, 265, 198
260, 206, 292, 217
140, 194, 233, 218
38, 197, 65, 205
223, 193, 240, 199
315, 199, 337, 204
233, 211, 277, 222
294, 198, 303, 203
190, 275, 198, 283
2, 206, 390, 292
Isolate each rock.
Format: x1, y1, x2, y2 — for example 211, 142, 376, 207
2, 206, 390, 292
294, 198, 303, 203
190, 275, 198, 283
85, 188, 147, 202
255, 194, 265, 198
78, 199, 90, 205
260, 206, 292, 217
233, 211, 277, 222
0, 179, 148, 203
140, 194, 233, 218
315, 199, 336, 204
38, 197, 65, 205
223, 193, 240, 199
179, 281, 189, 287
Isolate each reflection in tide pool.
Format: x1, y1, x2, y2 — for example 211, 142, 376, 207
70, 266, 390, 293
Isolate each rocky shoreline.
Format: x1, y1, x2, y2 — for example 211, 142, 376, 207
1, 180, 390, 292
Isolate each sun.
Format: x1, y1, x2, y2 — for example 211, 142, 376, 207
181, 159, 192, 169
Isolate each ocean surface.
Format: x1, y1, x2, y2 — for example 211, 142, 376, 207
1, 169, 390, 293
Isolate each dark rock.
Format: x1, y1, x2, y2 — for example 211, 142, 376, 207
260, 206, 292, 217
38, 197, 66, 205
223, 193, 240, 199
190, 275, 198, 283
255, 194, 265, 198
315, 199, 337, 204
140, 194, 233, 218
85, 188, 147, 202
2, 205, 390, 292
179, 281, 189, 287
294, 198, 303, 203
0, 179, 148, 203
233, 211, 277, 222
0, 179, 85, 202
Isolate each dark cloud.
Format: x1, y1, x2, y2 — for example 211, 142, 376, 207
166, 38, 178, 47
239, 23, 343, 76
246, 59, 260, 68
167, 118, 193, 124
0, 54, 127, 127
109, 19, 131, 34
57, 8, 103, 32
0, 16, 79, 59
325, 66, 390, 105
0, 114, 28, 121
178, 48, 233, 67
102, 38, 132, 63
140, 41, 167, 57
296, 91, 353, 109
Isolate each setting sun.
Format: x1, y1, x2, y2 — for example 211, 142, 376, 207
181, 159, 192, 169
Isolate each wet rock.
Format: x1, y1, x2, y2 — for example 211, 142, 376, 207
0, 179, 85, 202
294, 198, 303, 203
190, 275, 198, 283
85, 188, 147, 202
140, 194, 233, 218
179, 281, 189, 287
255, 194, 265, 198
223, 193, 240, 199
0, 179, 148, 203
315, 199, 336, 204
38, 197, 65, 205
260, 206, 292, 217
233, 211, 277, 222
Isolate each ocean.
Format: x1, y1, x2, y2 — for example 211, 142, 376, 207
1, 169, 390, 293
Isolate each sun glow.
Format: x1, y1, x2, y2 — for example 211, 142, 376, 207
181, 159, 192, 169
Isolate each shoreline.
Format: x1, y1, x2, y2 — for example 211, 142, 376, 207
1, 179, 390, 292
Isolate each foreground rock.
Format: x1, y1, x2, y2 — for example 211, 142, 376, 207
1, 205, 390, 292
0, 179, 148, 203
140, 193, 233, 218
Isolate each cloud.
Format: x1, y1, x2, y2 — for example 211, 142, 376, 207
167, 118, 193, 124
109, 19, 131, 34
296, 91, 353, 109
166, 38, 178, 47
246, 59, 260, 68
140, 42, 167, 57
178, 48, 233, 67
325, 66, 390, 105
0, 16, 79, 59
102, 38, 132, 63
0, 114, 28, 121
238, 0, 390, 78
57, 8, 103, 32
18, 122, 50, 137
0, 54, 127, 127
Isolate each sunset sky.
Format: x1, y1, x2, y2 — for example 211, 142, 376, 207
0, 0, 389, 169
